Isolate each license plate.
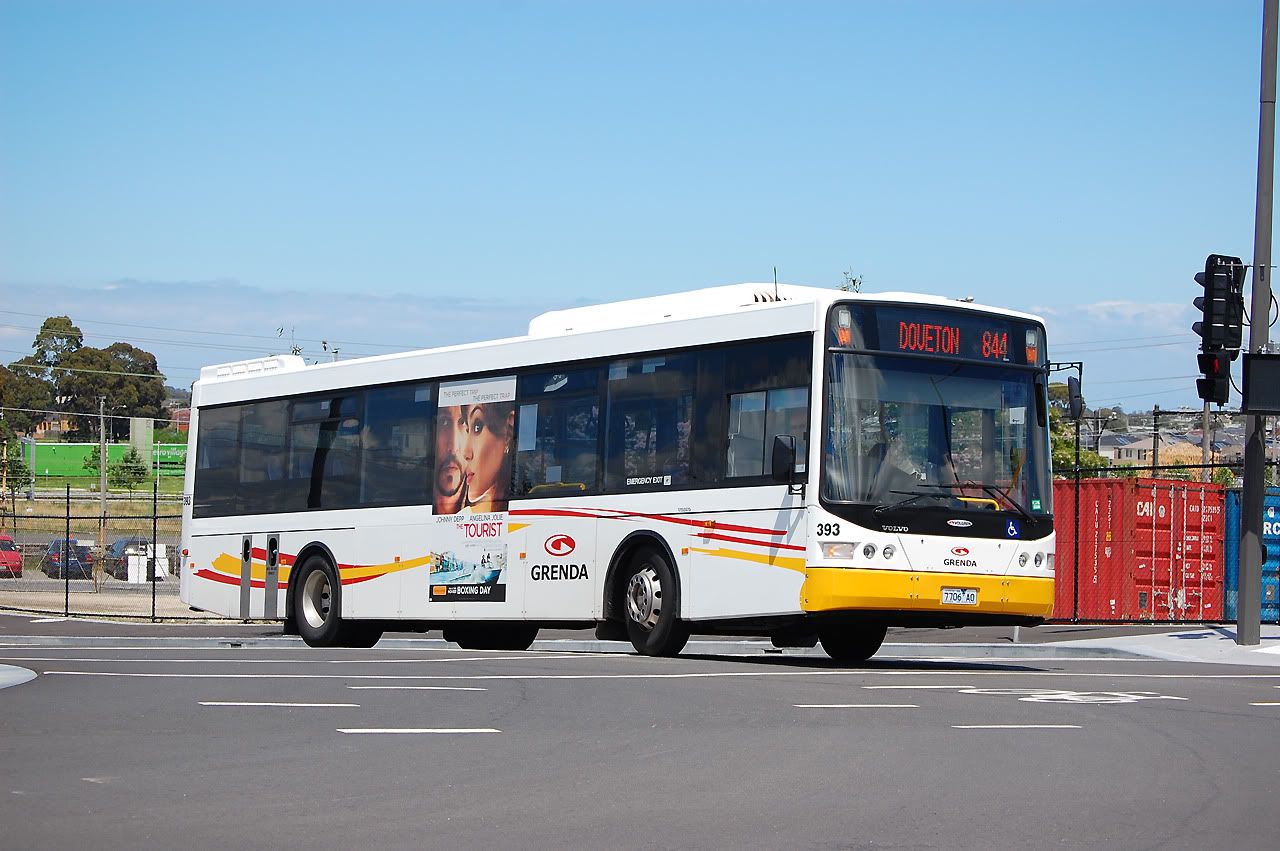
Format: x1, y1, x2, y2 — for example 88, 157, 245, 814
941, 587, 978, 606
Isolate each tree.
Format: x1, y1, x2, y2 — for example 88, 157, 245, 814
82, 449, 101, 478
1212, 466, 1236, 488
1049, 406, 1107, 478
2, 444, 30, 497
109, 447, 149, 496
0, 362, 53, 438
59, 343, 165, 439
29, 316, 83, 387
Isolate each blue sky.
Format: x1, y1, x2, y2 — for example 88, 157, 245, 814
0, 1, 1269, 409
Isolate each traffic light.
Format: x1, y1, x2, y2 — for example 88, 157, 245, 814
1196, 350, 1231, 405
1192, 253, 1246, 352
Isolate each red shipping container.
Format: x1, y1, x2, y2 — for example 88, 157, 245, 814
1051, 478, 1224, 622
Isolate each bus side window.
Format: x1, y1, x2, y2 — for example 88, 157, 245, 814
360, 382, 435, 507
726, 387, 809, 478
513, 368, 600, 497
192, 405, 242, 517
604, 356, 695, 491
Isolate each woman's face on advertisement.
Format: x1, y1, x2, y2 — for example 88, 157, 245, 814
461, 403, 509, 500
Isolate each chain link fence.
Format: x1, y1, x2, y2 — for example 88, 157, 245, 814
0, 484, 192, 619
2, 464, 1276, 626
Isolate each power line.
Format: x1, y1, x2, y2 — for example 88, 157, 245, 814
4, 361, 168, 380
0, 323, 381, 361
1089, 374, 1198, 385
1054, 332, 1187, 346
0, 405, 184, 424
0, 308, 424, 351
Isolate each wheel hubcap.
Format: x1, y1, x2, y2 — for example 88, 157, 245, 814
626, 566, 662, 630
301, 569, 332, 630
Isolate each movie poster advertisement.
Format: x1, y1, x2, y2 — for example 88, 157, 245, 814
429, 375, 516, 602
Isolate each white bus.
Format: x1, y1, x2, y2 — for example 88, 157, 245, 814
180, 283, 1056, 661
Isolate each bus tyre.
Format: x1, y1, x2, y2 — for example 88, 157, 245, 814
294, 555, 345, 648
818, 624, 887, 664
622, 547, 689, 657
343, 623, 384, 648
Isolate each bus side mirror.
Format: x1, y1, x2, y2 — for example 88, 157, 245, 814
771, 435, 797, 485
1067, 376, 1084, 421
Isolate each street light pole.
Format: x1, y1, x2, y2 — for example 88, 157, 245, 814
98, 395, 107, 572
1239, 0, 1278, 647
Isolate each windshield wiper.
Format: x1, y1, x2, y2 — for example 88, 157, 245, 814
874, 490, 952, 514
920, 481, 1035, 521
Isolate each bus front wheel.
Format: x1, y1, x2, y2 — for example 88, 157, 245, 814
817, 624, 887, 664
622, 547, 689, 657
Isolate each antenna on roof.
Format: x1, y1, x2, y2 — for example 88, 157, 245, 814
774, 266, 779, 301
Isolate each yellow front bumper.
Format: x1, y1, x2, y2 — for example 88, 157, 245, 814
801, 568, 1054, 619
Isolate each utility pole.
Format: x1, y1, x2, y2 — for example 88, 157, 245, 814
1239, 0, 1277, 647
98, 395, 107, 568
1151, 405, 1160, 473
1201, 401, 1211, 482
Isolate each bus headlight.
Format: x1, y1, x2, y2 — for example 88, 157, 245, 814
1034, 552, 1044, 568
862, 543, 877, 559
1045, 553, 1055, 573
1018, 552, 1029, 567
821, 542, 856, 559
882, 544, 896, 559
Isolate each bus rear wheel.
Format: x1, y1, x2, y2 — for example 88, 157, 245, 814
293, 555, 382, 648
817, 624, 887, 664
622, 547, 689, 657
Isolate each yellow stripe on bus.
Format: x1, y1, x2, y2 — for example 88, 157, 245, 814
688, 546, 806, 573
209, 552, 431, 583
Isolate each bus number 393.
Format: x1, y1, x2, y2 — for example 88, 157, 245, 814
816, 523, 841, 536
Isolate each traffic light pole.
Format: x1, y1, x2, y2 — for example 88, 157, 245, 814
1240, 0, 1277, 647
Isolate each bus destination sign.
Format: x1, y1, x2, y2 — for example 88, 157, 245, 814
829, 304, 1043, 366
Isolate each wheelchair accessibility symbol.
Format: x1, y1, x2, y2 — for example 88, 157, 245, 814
1006, 520, 1021, 538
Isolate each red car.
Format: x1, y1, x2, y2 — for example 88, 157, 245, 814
0, 535, 21, 578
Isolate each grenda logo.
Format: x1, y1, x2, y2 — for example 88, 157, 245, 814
951, 547, 970, 556
947, 519, 973, 528
544, 534, 576, 557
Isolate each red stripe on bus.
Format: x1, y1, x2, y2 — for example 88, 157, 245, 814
510, 507, 786, 537
694, 531, 805, 552
508, 508, 615, 520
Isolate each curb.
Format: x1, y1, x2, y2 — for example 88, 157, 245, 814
0, 633, 1152, 659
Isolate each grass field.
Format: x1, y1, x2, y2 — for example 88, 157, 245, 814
11, 475, 186, 495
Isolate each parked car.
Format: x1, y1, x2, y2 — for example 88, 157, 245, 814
0, 535, 21, 578
39, 538, 94, 579
104, 537, 168, 581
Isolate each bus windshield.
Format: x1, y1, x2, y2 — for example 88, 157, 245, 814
823, 353, 1051, 515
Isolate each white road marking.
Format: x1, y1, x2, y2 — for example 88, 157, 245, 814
199, 701, 359, 708
40, 669, 1280, 682
337, 728, 499, 734
1249, 701, 1280, 706
0, 654, 586, 665
794, 703, 918, 708
952, 724, 1081, 730
862, 685, 971, 690
29, 618, 65, 623
347, 685, 486, 691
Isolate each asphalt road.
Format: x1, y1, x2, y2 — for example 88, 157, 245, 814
1, 622, 1278, 849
